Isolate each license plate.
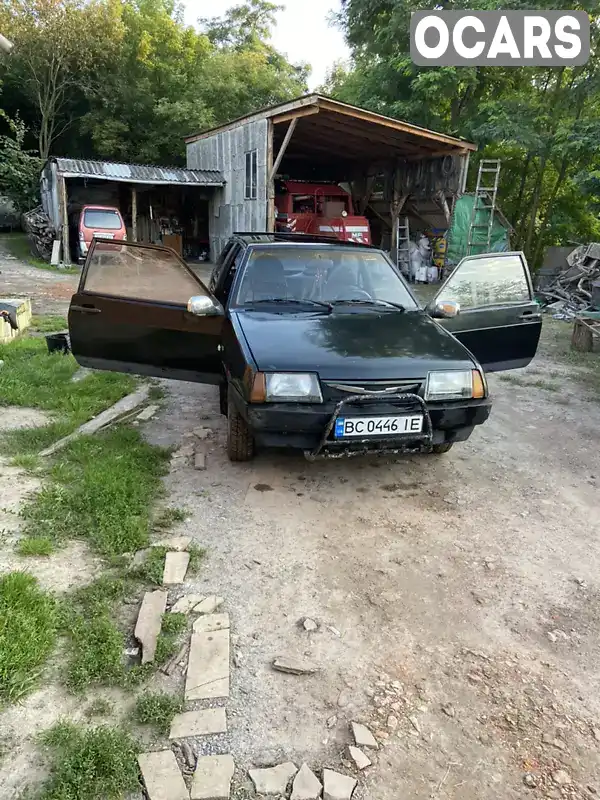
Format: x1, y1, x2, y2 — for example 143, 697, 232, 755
334, 415, 424, 438
93, 232, 114, 239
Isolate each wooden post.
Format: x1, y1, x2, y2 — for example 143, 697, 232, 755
266, 119, 275, 232
131, 188, 138, 242
59, 175, 70, 265
572, 318, 596, 352
272, 118, 298, 177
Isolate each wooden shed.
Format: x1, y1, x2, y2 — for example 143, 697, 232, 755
185, 93, 476, 260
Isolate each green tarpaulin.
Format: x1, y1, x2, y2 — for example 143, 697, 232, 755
446, 194, 510, 265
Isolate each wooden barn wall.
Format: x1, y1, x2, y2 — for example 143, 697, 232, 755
186, 119, 268, 259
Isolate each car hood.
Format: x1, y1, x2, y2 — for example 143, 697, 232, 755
234, 310, 475, 380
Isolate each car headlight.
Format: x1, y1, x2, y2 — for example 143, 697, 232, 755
425, 370, 485, 401
265, 373, 322, 403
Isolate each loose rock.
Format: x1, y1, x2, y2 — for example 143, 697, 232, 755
291, 763, 323, 800
348, 745, 371, 770
326, 715, 337, 728
194, 451, 206, 471
138, 750, 189, 800
552, 770, 571, 786
386, 714, 399, 731
272, 656, 318, 675
162, 551, 190, 585
191, 754, 235, 800
171, 594, 206, 614
303, 617, 319, 632
137, 404, 159, 421
249, 762, 298, 795
135, 590, 168, 664
442, 703, 456, 718
323, 769, 357, 800
152, 536, 192, 552
193, 595, 225, 615
523, 773, 538, 789
350, 722, 378, 749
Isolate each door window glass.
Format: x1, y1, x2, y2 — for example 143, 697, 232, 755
83, 241, 206, 305
437, 254, 530, 310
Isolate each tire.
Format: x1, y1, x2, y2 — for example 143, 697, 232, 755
227, 391, 255, 462
219, 382, 228, 416
431, 442, 454, 455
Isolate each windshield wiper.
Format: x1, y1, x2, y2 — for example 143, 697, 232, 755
331, 299, 406, 311
244, 298, 333, 311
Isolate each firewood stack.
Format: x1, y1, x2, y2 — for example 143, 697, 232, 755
21, 206, 56, 262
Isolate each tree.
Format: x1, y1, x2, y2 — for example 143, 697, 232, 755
0, 110, 42, 209
332, 0, 600, 265
0, 0, 121, 158
199, 0, 281, 50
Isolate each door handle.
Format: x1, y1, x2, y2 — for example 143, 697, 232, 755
71, 305, 101, 314
519, 311, 541, 320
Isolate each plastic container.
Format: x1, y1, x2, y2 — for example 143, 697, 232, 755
45, 332, 70, 355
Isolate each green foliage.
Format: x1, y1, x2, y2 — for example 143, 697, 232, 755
133, 691, 182, 733
16, 536, 54, 556
0, 572, 57, 705
36, 722, 139, 800
154, 507, 189, 529
154, 612, 186, 665
0, 112, 41, 211
332, 0, 600, 266
131, 546, 168, 585
84, 698, 114, 718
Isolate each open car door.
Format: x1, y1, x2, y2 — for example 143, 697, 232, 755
431, 251, 542, 372
68, 239, 224, 383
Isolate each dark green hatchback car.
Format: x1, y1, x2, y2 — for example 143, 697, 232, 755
68, 233, 541, 461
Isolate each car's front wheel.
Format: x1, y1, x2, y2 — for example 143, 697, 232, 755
227, 390, 255, 462
431, 442, 454, 455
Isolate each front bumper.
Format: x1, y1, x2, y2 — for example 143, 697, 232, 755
235, 389, 492, 459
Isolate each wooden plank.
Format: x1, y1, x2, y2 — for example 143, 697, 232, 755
266, 118, 275, 232
272, 117, 298, 177
59, 176, 70, 265
39, 385, 150, 457
272, 106, 319, 125
131, 188, 137, 242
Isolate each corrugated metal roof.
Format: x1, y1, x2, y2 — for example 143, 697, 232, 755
51, 157, 224, 187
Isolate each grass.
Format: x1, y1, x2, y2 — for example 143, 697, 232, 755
16, 535, 54, 556
541, 317, 600, 397
153, 507, 189, 529
133, 691, 182, 734
30, 315, 68, 333
84, 698, 114, 718
0, 232, 80, 273
130, 546, 168, 585
154, 612, 187, 666
0, 572, 58, 705
19, 427, 171, 555
0, 336, 136, 458
60, 575, 150, 692
36, 721, 140, 800
188, 544, 206, 575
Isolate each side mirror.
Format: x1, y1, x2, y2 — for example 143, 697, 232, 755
187, 295, 224, 317
431, 300, 460, 319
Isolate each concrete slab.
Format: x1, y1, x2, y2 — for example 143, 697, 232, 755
191, 754, 235, 800
291, 763, 323, 800
0, 298, 32, 343
138, 750, 188, 800
323, 770, 357, 800
169, 707, 227, 739
163, 551, 190, 585
185, 629, 229, 700
249, 762, 298, 795
193, 613, 230, 634
135, 590, 168, 664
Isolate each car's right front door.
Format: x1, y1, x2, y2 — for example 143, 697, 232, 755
433, 251, 542, 372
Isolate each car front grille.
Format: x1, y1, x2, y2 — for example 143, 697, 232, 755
322, 378, 424, 402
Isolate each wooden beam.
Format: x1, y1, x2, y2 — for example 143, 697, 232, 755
266, 118, 275, 232
366, 202, 392, 230
317, 98, 477, 151
59, 176, 70, 265
436, 191, 452, 225
272, 118, 298, 177
131, 188, 138, 242
272, 106, 319, 125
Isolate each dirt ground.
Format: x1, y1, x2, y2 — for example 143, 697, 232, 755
1, 242, 600, 799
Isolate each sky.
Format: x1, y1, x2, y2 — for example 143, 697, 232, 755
182, 0, 351, 90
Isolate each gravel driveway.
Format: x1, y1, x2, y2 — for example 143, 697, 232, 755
143, 328, 600, 800
2, 244, 599, 798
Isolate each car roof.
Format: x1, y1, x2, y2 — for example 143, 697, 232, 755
232, 232, 376, 250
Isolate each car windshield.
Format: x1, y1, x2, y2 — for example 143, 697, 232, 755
83, 209, 122, 230
234, 246, 418, 310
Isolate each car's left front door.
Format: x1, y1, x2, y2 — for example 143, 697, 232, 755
69, 239, 224, 383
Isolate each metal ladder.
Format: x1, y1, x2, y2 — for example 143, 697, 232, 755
396, 216, 411, 274
467, 159, 501, 255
